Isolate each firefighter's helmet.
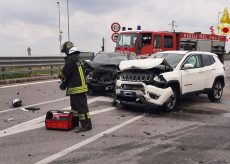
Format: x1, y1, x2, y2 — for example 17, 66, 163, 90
61, 41, 77, 55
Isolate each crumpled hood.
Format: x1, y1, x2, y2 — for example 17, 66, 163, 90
87, 61, 119, 72
119, 58, 172, 71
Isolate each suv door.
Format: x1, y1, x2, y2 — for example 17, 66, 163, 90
180, 54, 205, 94
201, 54, 216, 89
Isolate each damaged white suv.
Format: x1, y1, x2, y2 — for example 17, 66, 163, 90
114, 51, 225, 111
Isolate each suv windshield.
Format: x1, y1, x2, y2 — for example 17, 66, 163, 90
116, 33, 137, 47
148, 52, 186, 68
93, 53, 128, 65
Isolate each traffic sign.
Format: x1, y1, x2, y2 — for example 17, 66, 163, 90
111, 33, 119, 42
111, 22, 121, 32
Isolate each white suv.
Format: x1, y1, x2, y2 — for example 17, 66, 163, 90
114, 51, 225, 111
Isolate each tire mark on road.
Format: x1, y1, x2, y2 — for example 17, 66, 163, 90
34, 114, 144, 164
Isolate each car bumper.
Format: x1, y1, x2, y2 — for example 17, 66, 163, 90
87, 81, 114, 92
115, 80, 173, 105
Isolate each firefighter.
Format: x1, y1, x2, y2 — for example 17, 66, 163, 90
60, 41, 92, 132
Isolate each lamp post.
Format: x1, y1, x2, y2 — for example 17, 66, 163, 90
218, 12, 222, 33
67, 0, 70, 41
57, 1, 62, 54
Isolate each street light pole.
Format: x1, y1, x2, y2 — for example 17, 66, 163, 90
67, 0, 70, 41
57, 1, 62, 54
218, 12, 222, 34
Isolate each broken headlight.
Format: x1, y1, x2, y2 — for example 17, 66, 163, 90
153, 75, 167, 88
86, 72, 93, 80
153, 75, 166, 83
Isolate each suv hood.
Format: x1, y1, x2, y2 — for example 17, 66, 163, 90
119, 58, 172, 71
87, 62, 118, 71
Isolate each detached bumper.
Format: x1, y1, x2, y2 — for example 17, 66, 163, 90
115, 80, 173, 106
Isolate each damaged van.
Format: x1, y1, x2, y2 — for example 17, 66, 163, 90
114, 51, 225, 111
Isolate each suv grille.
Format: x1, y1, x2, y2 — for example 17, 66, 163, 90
120, 73, 153, 82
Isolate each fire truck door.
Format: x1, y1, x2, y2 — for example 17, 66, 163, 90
140, 33, 153, 55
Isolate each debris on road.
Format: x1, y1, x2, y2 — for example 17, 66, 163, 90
143, 131, 151, 135
25, 107, 40, 111
20, 108, 29, 112
12, 99, 22, 107
7, 117, 14, 121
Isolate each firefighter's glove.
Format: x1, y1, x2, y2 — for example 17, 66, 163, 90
59, 80, 67, 90
58, 73, 64, 80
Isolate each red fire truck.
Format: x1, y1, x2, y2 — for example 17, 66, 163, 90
115, 31, 226, 62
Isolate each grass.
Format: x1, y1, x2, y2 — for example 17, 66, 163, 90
0, 66, 61, 80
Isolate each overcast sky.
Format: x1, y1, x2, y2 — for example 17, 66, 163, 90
0, 0, 229, 56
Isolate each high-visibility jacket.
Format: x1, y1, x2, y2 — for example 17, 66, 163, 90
61, 51, 88, 95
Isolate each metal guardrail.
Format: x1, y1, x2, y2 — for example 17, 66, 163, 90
0, 56, 65, 67
0, 52, 94, 80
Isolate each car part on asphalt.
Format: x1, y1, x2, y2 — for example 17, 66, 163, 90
12, 99, 22, 108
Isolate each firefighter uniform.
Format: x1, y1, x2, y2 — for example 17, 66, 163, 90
60, 41, 92, 132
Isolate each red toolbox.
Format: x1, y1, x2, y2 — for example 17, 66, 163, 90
45, 110, 74, 130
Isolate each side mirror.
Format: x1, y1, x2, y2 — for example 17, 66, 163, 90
183, 63, 194, 69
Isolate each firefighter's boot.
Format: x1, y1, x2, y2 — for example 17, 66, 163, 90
72, 116, 79, 128
75, 119, 92, 133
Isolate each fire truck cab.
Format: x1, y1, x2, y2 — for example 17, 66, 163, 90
115, 31, 226, 62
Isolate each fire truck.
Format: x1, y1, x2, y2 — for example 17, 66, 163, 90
115, 31, 226, 63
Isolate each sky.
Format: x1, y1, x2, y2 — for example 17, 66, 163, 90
0, 0, 229, 56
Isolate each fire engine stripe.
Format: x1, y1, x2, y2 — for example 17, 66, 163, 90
34, 114, 144, 164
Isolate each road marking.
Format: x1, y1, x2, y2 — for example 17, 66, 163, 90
0, 79, 59, 89
0, 97, 113, 138
223, 113, 230, 118
0, 95, 112, 114
147, 123, 205, 158
0, 97, 69, 114
34, 114, 144, 164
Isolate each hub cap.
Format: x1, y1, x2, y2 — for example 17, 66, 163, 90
214, 83, 222, 99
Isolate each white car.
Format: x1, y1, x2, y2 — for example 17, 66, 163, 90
114, 51, 225, 111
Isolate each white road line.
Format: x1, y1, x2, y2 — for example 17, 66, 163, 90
0, 96, 112, 114
34, 114, 144, 164
0, 97, 69, 114
0, 97, 113, 138
0, 79, 59, 89
223, 113, 230, 118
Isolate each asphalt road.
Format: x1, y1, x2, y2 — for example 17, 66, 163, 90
0, 61, 230, 164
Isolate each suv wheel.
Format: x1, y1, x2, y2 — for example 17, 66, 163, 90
208, 80, 223, 102
163, 86, 178, 111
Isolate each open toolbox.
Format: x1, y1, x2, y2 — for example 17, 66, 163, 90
45, 110, 74, 130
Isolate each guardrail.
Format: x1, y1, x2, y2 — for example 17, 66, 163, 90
0, 52, 94, 80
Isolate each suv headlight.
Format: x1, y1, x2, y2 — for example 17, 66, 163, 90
153, 75, 166, 83
86, 72, 93, 80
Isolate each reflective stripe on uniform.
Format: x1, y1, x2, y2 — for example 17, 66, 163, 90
79, 114, 86, 120
86, 112, 91, 119
66, 63, 88, 95
70, 110, 79, 117
67, 85, 88, 94
78, 65, 86, 86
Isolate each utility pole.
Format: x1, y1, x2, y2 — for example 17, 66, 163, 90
57, 1, 62, 54
67, 0, 70, 41
168, 20, 177, 32
101, 37, 105, 52
218, 12, 222, 33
